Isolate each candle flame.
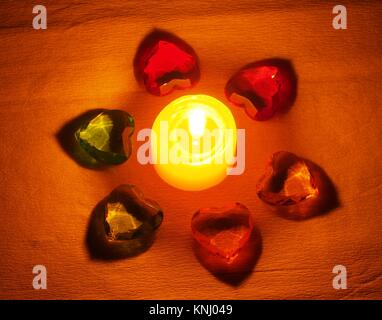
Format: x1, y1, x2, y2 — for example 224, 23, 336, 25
188, 108, 206, 138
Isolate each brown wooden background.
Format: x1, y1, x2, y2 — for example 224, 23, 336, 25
0, 0, 381, 299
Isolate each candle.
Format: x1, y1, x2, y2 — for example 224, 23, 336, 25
151, 94, 237, 191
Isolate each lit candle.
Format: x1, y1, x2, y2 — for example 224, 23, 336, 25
151, 94, 237, 191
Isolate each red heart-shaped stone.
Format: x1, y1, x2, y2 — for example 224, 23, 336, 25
134, 30, 200, 96
225, 59, 297, 121
191, 203, 261, 275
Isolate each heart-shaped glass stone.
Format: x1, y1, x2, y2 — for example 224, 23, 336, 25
134, 30, 200, 96
75, 110, 134, 165
225, 59, 297, 121
257, 151, 338, 219
191, 203, 261, 276
87, 184, 163, 259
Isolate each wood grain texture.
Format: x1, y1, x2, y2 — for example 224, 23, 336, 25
0, 0, 381, 299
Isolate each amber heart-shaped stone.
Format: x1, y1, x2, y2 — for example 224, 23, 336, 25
257, 151, 338, 219
87, 185, 163, 259
134, 30, 200, 96
225, 59, 297, 121
191, 203, 261, 276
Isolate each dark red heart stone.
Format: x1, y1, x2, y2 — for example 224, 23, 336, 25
225, 59, 297, 121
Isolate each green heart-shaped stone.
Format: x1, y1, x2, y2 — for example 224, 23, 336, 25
75, 110, 134, 165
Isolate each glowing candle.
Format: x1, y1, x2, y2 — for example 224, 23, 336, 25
151, 94, 237, 191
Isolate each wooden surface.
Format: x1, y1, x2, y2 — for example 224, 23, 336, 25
0, 0, 381, 299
